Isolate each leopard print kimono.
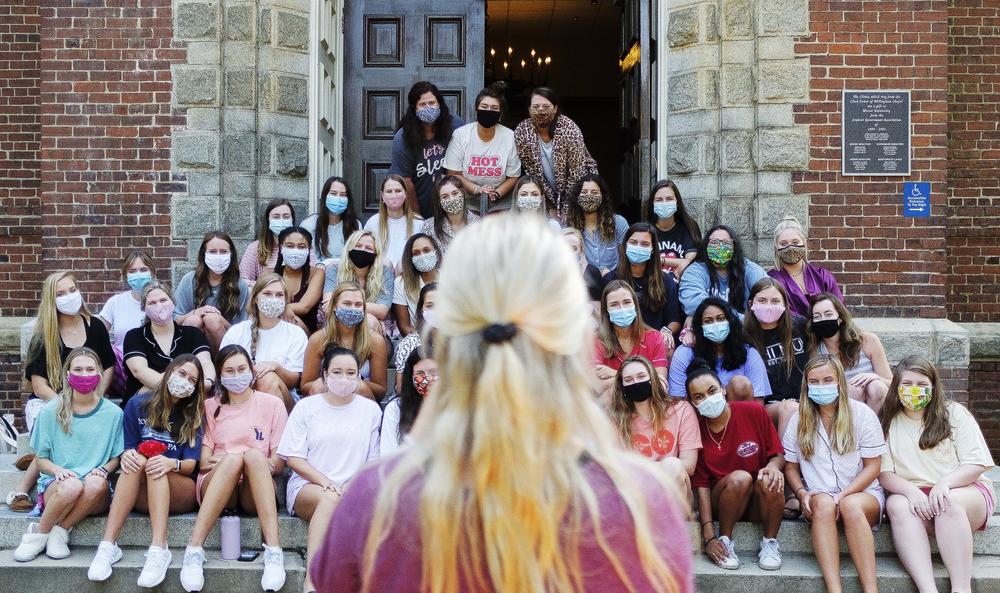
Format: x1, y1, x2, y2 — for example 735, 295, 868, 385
514, 114, 599, 215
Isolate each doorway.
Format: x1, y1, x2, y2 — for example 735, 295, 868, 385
485, 1, 624, 212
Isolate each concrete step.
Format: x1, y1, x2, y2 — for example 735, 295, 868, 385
693, 552, 1000, 593
0, 546, 304, 593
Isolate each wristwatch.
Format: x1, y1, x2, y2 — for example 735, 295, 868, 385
174, 459, 181, 473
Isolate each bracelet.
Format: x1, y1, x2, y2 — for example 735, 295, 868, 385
701, 520, 713, 527
703, 536, 718, 547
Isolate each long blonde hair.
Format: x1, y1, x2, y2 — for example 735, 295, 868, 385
376, 174, 417, 252
796, 354, 855, 460
55, 347, 106, 434
27, 272, 92, 393
323, 281, 372, 363
610, 355, 678, 448
359, 214, 681, 593
338, 230, 387, 303
247, 273, 286, 362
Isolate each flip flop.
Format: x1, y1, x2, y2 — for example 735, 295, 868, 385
14, 454, 34, 471
784, 496, 802, 520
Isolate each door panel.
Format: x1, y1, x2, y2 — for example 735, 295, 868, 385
619, 0, 652, 214
345, 1, 485, 216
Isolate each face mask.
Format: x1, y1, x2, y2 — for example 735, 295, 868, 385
578, 194, 602, 213
382, 194, 406, 211
421, 308, 437, 329
702, 321, 731, 343
706, 244, 734, 267
204, 252, 231, 275
440, 195, 465, 215
67, 373, 100, 395
127, 271, 152, 292
416, 106, 441, 124
622, 380, 652, 403
625, 244, 653, 265
696, 393, 727, 419
55, 291, 83, 315
281, 247, 309, 270
146, 301, 175, 325
778, 244, 807, 265
414, 373, 436, 397
325, 196, 349, 215
335, 306, 365, 327
348, 248, 376, 269
220, 372, 253, 394
751, 303, 786, 325
899, 385, 933, 411
412, 252, 438, 273
268, 219, 292, 235
653, 202, 677, 219
807, 384, 840, 405
326, 375, 356, 397
812, 318, 841, 339
517, 194, 542, 211
166, 373, 196, 399
608, 306, 637, 328
476, 108, 501, 128
258, 296, 285, 319
531, 111, 555, 127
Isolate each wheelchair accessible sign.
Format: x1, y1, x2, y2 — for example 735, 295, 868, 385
903, 182, 930, 218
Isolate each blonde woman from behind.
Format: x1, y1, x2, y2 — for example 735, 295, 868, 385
311, 213, 693, 593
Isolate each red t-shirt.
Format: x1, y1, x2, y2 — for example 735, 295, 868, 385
692, 400, 783, 489
593, 329, 668, 371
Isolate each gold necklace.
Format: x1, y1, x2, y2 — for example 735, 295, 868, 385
708, 422, 728, 450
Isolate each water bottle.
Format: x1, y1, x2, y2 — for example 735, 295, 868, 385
220, 509, 240, 560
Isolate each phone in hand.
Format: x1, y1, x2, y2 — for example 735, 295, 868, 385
238, 550, 260, 562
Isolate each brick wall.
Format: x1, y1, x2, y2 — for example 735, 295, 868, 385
795, 0, 951, 318
946, 1, 1000, 323
0, 0, 42, 317
0, 354, 25, 432
968, 360, 999, 460
35, 0, 186, 309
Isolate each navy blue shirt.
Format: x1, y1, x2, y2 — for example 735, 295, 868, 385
388, 114, 465, 218
123, 391, 203, 469
602, 269, 683, 331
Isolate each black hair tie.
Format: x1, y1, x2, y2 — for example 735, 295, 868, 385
482, 323, 518, 344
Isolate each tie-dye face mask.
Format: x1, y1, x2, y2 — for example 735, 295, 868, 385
898, 385, 933, 411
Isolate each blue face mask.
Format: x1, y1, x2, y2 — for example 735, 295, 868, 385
653, 202, 677, 219
326, 196, 349, 215
269, 219, 292, 235
608, 306, 637, 328
334, 306, 365, 327
696, 393, 727, 419
625, 244, 653, 265
127, 271, 152, 292
702, 321, 731, 343
807, 384, 840, 405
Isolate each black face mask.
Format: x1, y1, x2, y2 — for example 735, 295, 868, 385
348, 248, 376, 269
622, 380, 653, 403
812, 319, 841, 339
476, 108, 501, 128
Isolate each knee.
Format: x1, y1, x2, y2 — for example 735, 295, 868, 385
181, 315, 204, 329
725, 470, 754, 492
316, 491, 342, 514
811, 494, 838, 520
257, 373, 283, 393
885, 494, 910, 520
780, 400, 799, 419
203, 313, 227, 333
218, 452, 246, 471
82, 475, 107, 497
866, 380, 888, 402
56, 478, 84, 500
839, 497, 868, 523
726, 376, 754, 401
242, 448, 268, 470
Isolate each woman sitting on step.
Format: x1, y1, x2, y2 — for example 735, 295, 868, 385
179, 345, 288, 593
687, 358, 785, 572
879, 355, 995, 593
88, 354, 207, 588
14, 347, 124, 563
783, 355, 886, 593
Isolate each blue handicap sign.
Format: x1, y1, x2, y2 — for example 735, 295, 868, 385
903, 182, 930, 218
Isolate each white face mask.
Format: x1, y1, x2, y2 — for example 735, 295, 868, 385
204, 252, 231, 274
55, 291, 83, 315
281, 247, 309, 270
166, 373, 196, 399
517, 194, 543, 211
258, 296, 286, 319
412, 252, 438, 273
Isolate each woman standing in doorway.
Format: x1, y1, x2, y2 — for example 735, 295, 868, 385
513, 87, 598, 217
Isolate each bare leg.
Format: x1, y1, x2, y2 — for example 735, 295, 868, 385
710, 470, 754, 538
293, 485, 342, 593
257, 372, 294, 413
100, 459, 147, 543
725, 375, 755, 402
840, 492, 881, 593
237, 449, 280, 547
809, 493, 843, 593
134, 471, 199, 548
14, 458, 41, 497
863, 380, 889, 414
766, 400, 799, 443
189, 453, 243, 547
38, 479, 84, 533
747, 477, 784, 539
201, 313, 231, 353
931, 486, 988, 593
885, 494, 937, 593
57, 475, 110, 529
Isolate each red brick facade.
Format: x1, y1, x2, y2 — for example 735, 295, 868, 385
969, 360, 1000, 460
795, 0, 951, 318
946, 1, 1000, 323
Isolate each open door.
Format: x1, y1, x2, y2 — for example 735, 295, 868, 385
618, 0, 652, 216
343, 0, 486, 216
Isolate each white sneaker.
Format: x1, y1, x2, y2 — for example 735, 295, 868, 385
45, 525, 71, 559
758, 537, 782, 571
137, 545, 172, 588
13, 529, 48, 562
715, 535, 741, 570
261, 545, 286, 592
180, 546, 206, 592
88, 540, 123, 581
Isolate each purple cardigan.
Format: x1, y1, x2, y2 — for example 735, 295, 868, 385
768, 263, 843, 318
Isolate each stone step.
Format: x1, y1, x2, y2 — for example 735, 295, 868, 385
693, 552, 1000, 593
0, 546, 304, 593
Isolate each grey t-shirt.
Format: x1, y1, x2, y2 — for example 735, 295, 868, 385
300, 213, 361, 261
442, 122, 521, 213
174, 270, 250, 324
539, 136, 556, 192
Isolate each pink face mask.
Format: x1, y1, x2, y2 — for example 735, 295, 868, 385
751, 303, 786, 324
67, 373, 101, 394
146, 301, 175, 325
326, 375, 356, 397
382, 194, 405, 210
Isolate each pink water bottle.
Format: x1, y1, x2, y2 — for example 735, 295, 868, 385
220, 510, 240, 560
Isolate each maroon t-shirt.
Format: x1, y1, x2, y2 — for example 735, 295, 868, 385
692, 400, 783, 489
312, 458, 694, 593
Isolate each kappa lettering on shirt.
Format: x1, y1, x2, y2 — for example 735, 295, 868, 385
467, 154, 503, 178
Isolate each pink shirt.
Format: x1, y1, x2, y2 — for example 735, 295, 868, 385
202, 391, 287, 456
630, 401, 703, 461
239, 240, 279, 284
593, 329, 668, 371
